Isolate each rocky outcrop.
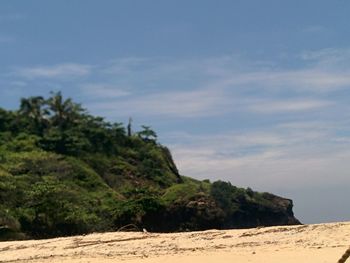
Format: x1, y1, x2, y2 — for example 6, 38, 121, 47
221, 193, 301, 228
141, 192, 300, 232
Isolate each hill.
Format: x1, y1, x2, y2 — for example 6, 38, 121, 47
0, 92, 299, 241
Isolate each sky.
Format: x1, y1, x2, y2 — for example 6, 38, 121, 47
1, 0, 350, 224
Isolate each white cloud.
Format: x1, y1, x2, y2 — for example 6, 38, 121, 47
81, 84, 130, 98
11, 51, 350, 119
302, 25, 327, 33
301, 48, 350, 61
77, 52, 349, 119
166, 121, 350, 191
216, 69, 350, 93
248, 99, 333, 113
87, 89, 333, 119
301, 48, 350, 71
0, 36, 14, 43
7, 51, 350, 136
10, 81, 27, 87
103, 57, 151, 75
0, 14, 24, 21
16, 63, 92, 79
88, 88, 231, 118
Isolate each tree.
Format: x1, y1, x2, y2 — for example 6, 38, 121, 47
127, 117, 132, 137
0, 108, 16, 132
112, 122, 126, 142
18, 96, 48, 134
19, 96, 45, 119
137, 125, 157, 141
46, 91, 84, 129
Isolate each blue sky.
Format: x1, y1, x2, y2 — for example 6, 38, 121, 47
1, 0, 350, 223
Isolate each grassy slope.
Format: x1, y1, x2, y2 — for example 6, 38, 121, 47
0, 133, 299, 240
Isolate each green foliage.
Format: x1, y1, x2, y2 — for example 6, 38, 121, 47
0, 92, 298, 240
23, 179, 103, 237
0, 109, 15, 132
0, 92, 183, 239
210, 181, 244, 215
0, 207, 25, 240
162, 182, 203, 205
137, 125, 157, 141
1, 151, 63, 176
2, 133, 41, 152
113, 196, 164, 228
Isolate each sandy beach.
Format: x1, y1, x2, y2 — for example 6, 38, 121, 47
1, 221, 349, 263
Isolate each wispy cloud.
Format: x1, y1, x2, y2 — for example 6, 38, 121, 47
215, 69, 350, 93
301, 48, 349, 61
302, 25, 327, 33
76, 51, 350, 119
0, 35, 15, 43
88, 88, 231, 118
0, 13, 24, 21
81, 84, 130, 98
8, 49, 350, 121
301, 48, 350, 70
16, 63, 92, 79
9, 81, 27, 87
248, 99, 333, 113
103, 57, 151, 75
166, 120, 350, 190
100, 52, 350, 98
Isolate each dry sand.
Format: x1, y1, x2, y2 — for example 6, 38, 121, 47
1, 222, 350, 263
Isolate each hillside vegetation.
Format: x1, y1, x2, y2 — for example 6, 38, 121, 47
0, 92, 300, 241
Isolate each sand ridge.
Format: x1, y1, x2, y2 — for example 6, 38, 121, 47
1, 222, 350, 263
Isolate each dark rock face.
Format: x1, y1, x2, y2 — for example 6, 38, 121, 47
259, 193, 301, 225
223, 193, 301, 228
141, 193, 300, 232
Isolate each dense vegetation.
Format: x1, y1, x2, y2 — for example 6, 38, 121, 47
0, 92, 299, 241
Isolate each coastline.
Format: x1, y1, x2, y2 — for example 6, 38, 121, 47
1, 221, 349, 263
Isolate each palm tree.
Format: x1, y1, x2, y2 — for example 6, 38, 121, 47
137, 125, 157, 141
46, 91, 84, 129
19, 96, 48, 133
19, 96, 45, 119
113, 122, 125, 135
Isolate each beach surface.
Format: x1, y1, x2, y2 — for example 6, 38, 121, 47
1, 222, 349, 263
